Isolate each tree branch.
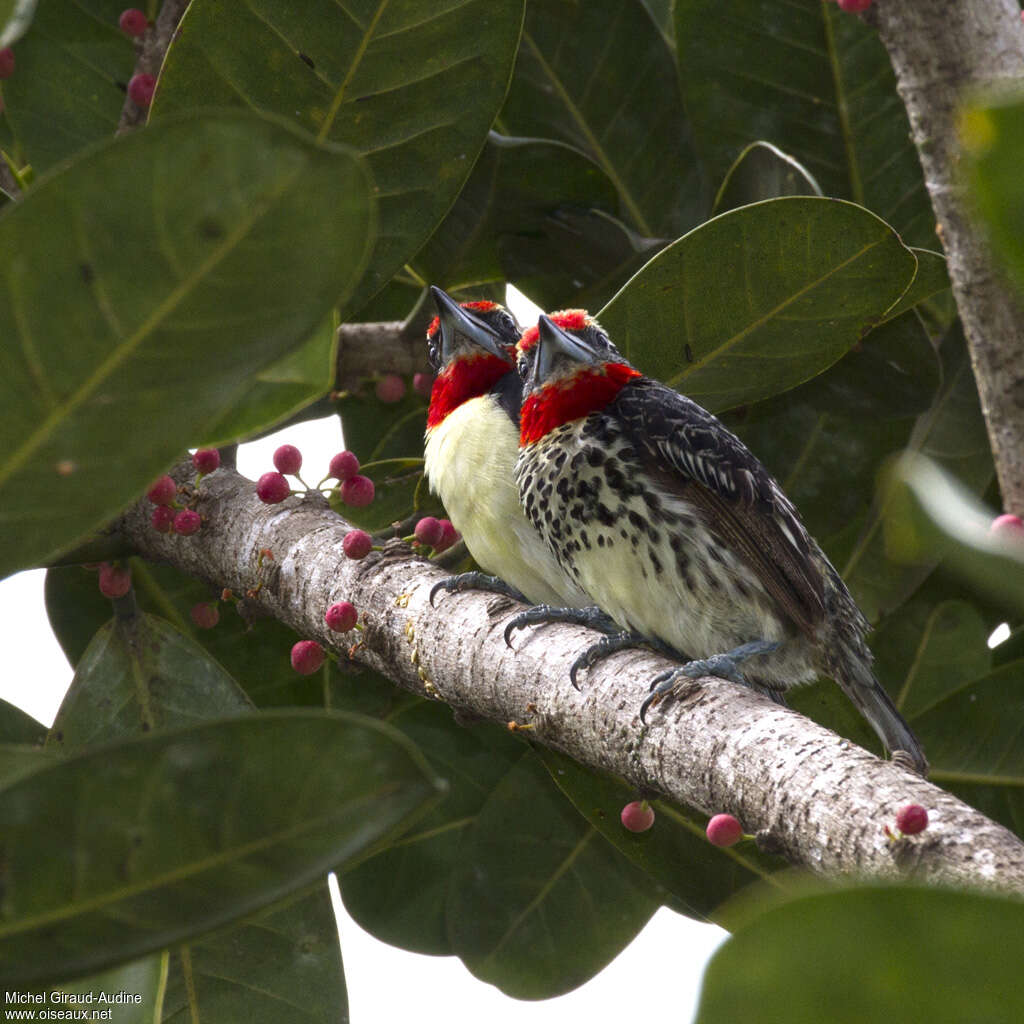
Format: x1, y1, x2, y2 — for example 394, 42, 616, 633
118, 463, 1024, 895
870, 0, 1024, 514
334, 320, 431, 387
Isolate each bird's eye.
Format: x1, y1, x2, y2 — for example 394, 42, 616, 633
497, 312, 517, 335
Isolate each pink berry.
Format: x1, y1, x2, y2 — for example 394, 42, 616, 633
173, 508, 201, 536
291, 640, 325, 675
325, 600, 359, 632
118, 8, 148, 36
147, 474, 177, 506
98, 563, 132, 599
375, 374, 406, 403
895, 804, 928, 836
340, 474, 375, 507
329, 450, 360, 481
991, 514, 1024, 540
190, 602, 220, 629
273, 443, 303, 475
151, 505, 175, 533
256, 471, 291, 504
706, 813, 743, 848
413, 372, 433, 398
836, 0, 871, 10
192, 448, 220, 475
433, 519, 459, 553
414, 516, 444, 548
342, 529, 373, 560
127, 72, 156, 107
0, 48, 14, 79
620, 800, 655, 833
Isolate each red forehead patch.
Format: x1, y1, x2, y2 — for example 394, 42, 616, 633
462, 300, 499, 313
516, 309, 592, 352
426, 315, 440, 339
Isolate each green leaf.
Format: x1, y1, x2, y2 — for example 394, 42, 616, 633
0, 1, 133, 171
599, 197, 918, 412
0, 0, 38, 49
413, 132, 621, 293
712, 141, 823, 215
696, 887, 1024, 1023
37, 954, 168, 1024
162, 887, 347, 1024
200, 313, 338, 446
675, 0, 935, 247
500, 0, 704, 238
0, 711, 444, 987
0, 743, 58, 790
48, 612, 254, 750
0, 695, 45, 744
0, 111, 374, 578
538, 749, 786, 921
341, 704, 524, 955
449, 752, 659, 999
883, 452, 1024, 615
154, 0, 525, 310
883, 249, 950, 322
963, 91, 1024, 297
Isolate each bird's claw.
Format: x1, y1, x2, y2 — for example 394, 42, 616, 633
430, 572, 527, 609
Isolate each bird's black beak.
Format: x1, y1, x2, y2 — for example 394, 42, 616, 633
430, 286, 509, 363
535, 314, 600, 382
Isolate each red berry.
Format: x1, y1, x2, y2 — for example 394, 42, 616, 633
620, 800, 655, 833
991, 514, 1024, 540
273, 443, 303, 475
151, 505, 175, 533
325, 601, 359, 632
433, 519, 459, 553
190, 602, 220, 629
375, 374, 406, 403
127, 72, 156, 108
0, 48, 14, 80
192, 448, 220, 475
342, 529, 373, 560
98, 563, 132, 599
413, 372, 433, 398
836, 0, 872, 10
147, 474, 177, 506
329, 450, 360, 481
291, 640, 325, 675
256, 471, 291, 504
414, 516, 444, 548
706, 813, 743, 847
118, 8, 148, 36
173, 508, 202, 536
895, 803, 928, 836
340, 474, 375, 507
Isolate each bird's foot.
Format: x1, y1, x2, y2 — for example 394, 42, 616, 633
503, 604, 621, 648
569, 632, 683, 690
429, 572, 528, 608
640, 640, 781, 723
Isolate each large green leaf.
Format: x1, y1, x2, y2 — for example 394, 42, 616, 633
0, 711, 444, 986
154, 0, 525, 311
449, 752, 659, 999
598, 197, 918, 412
413, 132, 621, 293
0, 111, 374, 578
499, 0, 704, 238
0, 0, 133, 172
36, 955, 168, 1024
341, 704, 524, 955
696, 887, 1024, 1023
963, 91, 1024, 297
161, 887, 347, 1024
538, 749, 786, 921
0, 695, 45, 744
675, 0, 935, 248
47, 612, 253, 749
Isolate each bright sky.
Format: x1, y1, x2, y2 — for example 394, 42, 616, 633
0, 286, 726, 1020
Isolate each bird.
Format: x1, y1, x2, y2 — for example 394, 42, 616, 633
423, 287, 595, 612
511, 309, 928, 775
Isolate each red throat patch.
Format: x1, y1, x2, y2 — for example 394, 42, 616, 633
427, 353, 512, 428
520, 363, 640, 444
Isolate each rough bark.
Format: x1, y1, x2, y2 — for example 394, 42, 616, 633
870, 0, 1024, 514
119, 462, 1024, 896
334, 320, 432, 386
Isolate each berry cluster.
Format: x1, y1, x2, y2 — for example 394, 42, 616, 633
145, 449, 221, 537
372, 372, 434, 404
255, 444, 377, 509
